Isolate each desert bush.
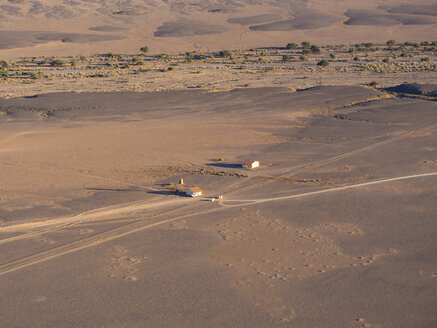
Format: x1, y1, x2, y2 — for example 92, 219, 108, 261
353, 56, 360, 61
299, 55, 307, 61
310, 45, 320, 54
132, 56, 143, 65
329, 53, 336, 59
317, 59, 329, 66
369, 81, 379, 87
218, 50, 232, 58
421, 57, 430, 62
285, 42, 298, 49
282, 55, 292, 62
301, 41, 310, 49
50, 58, 64, 67
140, 46, 149, 54
167, 66, 175, 71
0, 60, 8, 68
382, 57, 390, 63
29, 71, 43, 79
386, 40, 396, 47
302, 49, 311, 55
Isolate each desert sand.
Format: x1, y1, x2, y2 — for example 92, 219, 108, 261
0, 1, 437, 327
0, 0, 437, 57
0, 83, 436, 327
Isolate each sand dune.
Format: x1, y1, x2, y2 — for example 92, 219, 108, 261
345, 9, 435, 26
0, 30, 126, 50
154, 19, 227, 37
250, 9, 340, 31
228, 14, 282, 25
383, 4, 437, 16
0, 0, 436, 56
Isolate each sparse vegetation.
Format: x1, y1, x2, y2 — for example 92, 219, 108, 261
50, 58, 64, 67
317, 59, 330, 66
285, 42, 298, 50
310, 45, 320, 54
140, 46, 149, 54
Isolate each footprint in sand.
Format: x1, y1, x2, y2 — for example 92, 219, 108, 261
209, 211, 399, 322
106, 245, 146, 281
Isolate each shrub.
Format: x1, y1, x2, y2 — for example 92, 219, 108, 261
310, 45, 320, 54
29, 71, 43, 79
0, 60, 8, 68
369, 81, 379, 87
329, 53, 336, 59
299, 55, 307, 61
140, 46, 149, 54
285, 42, 298, 49
317, 59, 329, 66
282, 55, 292, 62
382, 57, 390, 63
132, 56, 143, 65
218, 50, 232, 58
167, 66, 175, 71
353, 56, 359, 61
387, 40, 396, 47
302, 49, 311, 54
50, 58, 64, 67
420, 57, 430, 62
301, 41, 310, 49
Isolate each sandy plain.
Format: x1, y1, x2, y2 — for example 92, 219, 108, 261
0, 82, 436, 327
0, 1, 437, 327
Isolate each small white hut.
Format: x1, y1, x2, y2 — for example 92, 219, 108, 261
241, 160, 260, 169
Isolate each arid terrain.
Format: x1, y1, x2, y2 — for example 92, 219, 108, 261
0, 82, 436, 327
0, 0, 437, 57
0, 1, 437, 327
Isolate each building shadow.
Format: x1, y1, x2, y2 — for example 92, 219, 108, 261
86, 187, 146, 192
147, 190, 176, 196
206, 163, 242, 169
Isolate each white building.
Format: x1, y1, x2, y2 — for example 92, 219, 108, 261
241, 160, 260, 169
186, 186, 202, 197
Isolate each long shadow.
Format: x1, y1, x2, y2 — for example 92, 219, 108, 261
148, 190, 178, 196
206, 163, 243, 169
86, 187, 147, 192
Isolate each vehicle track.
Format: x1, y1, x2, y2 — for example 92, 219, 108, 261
0, 203, 218, 276
1, 171, 436, 276
222, 122, 437, 197
220, 172, 437, 206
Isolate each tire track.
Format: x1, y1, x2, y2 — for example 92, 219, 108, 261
0, 203, 219, 276
1, 172, 436, 276
223, 122, 437, 197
